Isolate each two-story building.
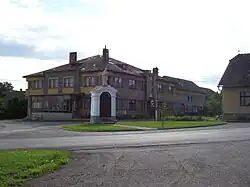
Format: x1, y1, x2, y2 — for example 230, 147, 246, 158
23, 46, 208, 122
162, 76, 207, 115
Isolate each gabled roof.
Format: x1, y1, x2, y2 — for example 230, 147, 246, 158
23, 55, 144, 78
79, 56, 144, 76
218, 53, 250, 87
199, 87, 215, 95
162, 76, 206, 93
23, 63, 79, 78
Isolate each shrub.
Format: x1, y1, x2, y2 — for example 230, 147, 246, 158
165, 115, 210, 121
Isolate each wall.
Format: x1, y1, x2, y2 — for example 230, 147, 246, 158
176, 89, 206, 106
31, 112, 72, 121
45, 70, 76, 94
222, 87, 250, 114
25, 77, 44, 96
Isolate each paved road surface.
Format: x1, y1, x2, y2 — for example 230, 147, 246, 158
1, 121, 250, 186
0, 121, 250, 150
25, 140, 250, 187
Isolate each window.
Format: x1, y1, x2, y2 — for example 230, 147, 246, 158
240, 92, 250, 106
48, 78, 58, 88
29, 80, 42, 89
168, 86, 172, 92
85, 77, 96, 86
129, 100, 136, 110
188, 96, 193, 102
63, 77, 74, 88
32, 96, 42, 108
114, 77, 122, 87
158, 84, 163, 93
63, 99, 71, 111
129, 79, 136, 89
28, 81, 32, 89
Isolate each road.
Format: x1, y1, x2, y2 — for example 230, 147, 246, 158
0, 120, 250, 150
2, 120, 250, 186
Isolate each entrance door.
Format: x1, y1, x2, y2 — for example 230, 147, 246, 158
100, 92, 111, 117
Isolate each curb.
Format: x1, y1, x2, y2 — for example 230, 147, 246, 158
59, 122, 227, 133
60, 126, 143, 132
156, 122, 227, 130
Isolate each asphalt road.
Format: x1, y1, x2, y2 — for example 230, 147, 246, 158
1, 120, 250, 150
1, 121, 250, 186
25, 140, 250, 187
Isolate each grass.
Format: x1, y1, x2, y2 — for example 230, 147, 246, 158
61, 124, 139, 132
0, 149, 70, 187
118, 120, 225, 129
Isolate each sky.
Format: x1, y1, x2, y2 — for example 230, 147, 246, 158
0, 0, 250, 91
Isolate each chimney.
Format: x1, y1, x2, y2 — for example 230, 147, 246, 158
153, 67, 159, 75
103, 45, 109, 64
69, 52, 77, 64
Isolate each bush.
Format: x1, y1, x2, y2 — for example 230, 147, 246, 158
164, 115, 217, 121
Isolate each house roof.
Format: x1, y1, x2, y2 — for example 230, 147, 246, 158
23, 63, 79, 78
199, 87, 215, 95
79, 55, 144, 76
162, 76, 206, 93
23, 55, 144, 78
218, 53, 250, 87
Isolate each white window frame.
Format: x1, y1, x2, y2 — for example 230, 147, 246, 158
33, 80, 42, 89
63, 77, 74, 88
86, 76, 96, 86
129, 79, 136, 88
48, 78, 58, 88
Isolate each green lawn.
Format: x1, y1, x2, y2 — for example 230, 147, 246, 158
118, 120, 225, 129
61, 124, 139, 132
0, 150, 70, 187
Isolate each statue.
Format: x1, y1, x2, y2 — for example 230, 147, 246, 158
102, 68, 109, 86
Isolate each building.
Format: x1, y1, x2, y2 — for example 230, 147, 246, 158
218, 53, 250, 121
23, 46, 208, 121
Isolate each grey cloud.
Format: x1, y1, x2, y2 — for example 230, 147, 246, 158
0, 39, 68, 60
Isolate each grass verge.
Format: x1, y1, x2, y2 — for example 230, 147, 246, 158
0, 149, 70, 187
61, 124, 139, 132
118, 120, 226, 129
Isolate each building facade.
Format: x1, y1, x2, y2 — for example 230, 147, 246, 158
218, 53, 250, 121
23, 47, 208, 121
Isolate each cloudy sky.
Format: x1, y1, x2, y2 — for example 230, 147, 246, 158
0, 0, 249, 91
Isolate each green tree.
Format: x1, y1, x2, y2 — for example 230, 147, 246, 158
159, 103, 168, 128
5, 98, 27, 119
0, 81, 13, 97
204, 92, 222, 116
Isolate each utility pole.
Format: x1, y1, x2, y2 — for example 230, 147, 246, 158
152, 67, 159, 121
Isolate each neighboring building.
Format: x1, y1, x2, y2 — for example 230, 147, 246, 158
218, 53, 250, 121
3, 89, 25, 109
23, 46, 208, 121
162, 76, 207, 115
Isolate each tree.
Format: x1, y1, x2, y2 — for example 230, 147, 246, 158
0, 81, 14, 97
159, 103, 168, 128
204, 91, 222, 116
5, 97, 27, 119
